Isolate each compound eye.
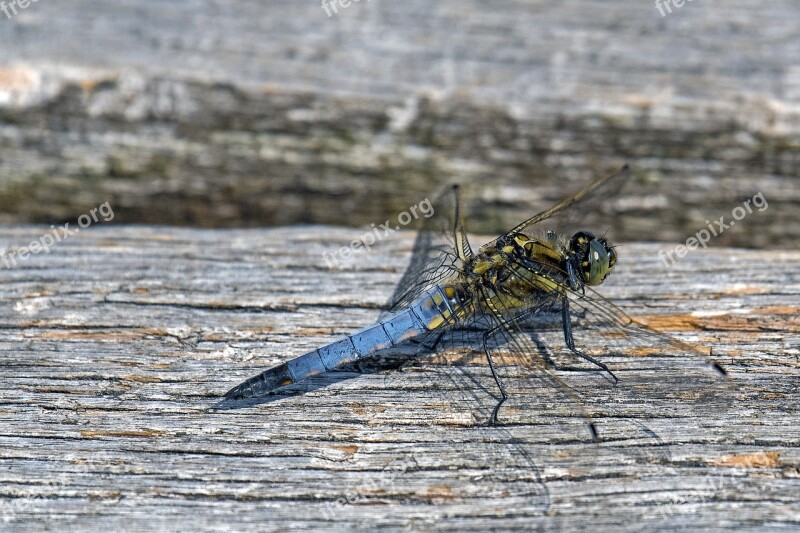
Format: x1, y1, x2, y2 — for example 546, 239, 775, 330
585, 239, 611, 285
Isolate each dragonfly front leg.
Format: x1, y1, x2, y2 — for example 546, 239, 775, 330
561, 298, 618, 383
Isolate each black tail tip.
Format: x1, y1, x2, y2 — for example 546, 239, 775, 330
224, 385, 246, 401
712, 362, 728, 376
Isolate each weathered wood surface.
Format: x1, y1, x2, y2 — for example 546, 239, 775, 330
0, 1, 798, 246
0, 225, 797, 531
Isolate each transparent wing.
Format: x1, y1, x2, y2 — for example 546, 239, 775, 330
494, 253, 734, 425
385, 164, 629, 316
561, 285, 732, 391
383, 184, 472, 315
483, 164, 631, 249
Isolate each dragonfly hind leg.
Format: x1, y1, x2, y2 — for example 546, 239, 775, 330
561, 298, 618, 383
483, 329, 509, 426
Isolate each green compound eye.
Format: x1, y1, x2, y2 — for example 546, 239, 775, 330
569, 231, 616, 286
586, 238, 612, 286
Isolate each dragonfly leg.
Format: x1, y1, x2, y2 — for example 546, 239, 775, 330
483, 329, 509, 426
561, 298, 618, 383
565, 256, 585, 294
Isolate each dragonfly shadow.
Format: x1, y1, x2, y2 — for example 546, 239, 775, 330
212, 354, 554, 516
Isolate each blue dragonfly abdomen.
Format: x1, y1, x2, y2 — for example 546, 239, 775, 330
223, 285, 461, 401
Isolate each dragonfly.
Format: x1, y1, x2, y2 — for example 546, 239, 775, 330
222, 164, 728, 439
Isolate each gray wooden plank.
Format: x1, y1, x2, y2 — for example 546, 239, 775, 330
0, 225, 797, 531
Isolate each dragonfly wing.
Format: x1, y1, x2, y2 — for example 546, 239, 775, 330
383, 184, 472, 316
493, 261, 734, 433
484, 164, 630, 250
561, 285, 731, 392
377, 317, 552, 511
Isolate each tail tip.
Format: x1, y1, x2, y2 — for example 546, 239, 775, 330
224, 384, 248, 401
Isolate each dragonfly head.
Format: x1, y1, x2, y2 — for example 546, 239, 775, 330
569, 231, 617, 286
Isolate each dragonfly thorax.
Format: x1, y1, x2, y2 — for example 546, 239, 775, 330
567, 231, 617, 286
467, 232, 570, 302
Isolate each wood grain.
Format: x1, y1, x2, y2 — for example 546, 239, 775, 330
0, 1, 798, 246
0, 225, 797, 531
